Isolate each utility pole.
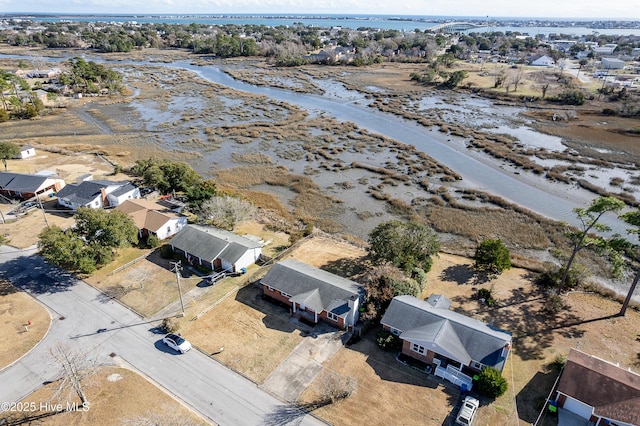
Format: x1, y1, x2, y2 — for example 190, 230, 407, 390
170, 260, 185, 317
36, 193, 49, 227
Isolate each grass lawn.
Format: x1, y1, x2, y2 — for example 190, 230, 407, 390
299, 334, 459, 426
85, 247, 191, 317
180, 283, 305, 384
2, 366, 208, 425
0, 280, 50, 369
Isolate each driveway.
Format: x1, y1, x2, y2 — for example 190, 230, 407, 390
0, 246, 325, 426
262, 322, 347, 402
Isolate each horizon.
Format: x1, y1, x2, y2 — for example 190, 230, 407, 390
0, 1, 638, 21
2, 12, 639, 22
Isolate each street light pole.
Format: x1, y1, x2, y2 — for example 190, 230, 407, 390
170, 260, 185, 317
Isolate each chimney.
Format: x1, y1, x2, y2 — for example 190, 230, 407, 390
101, 188, 109, 207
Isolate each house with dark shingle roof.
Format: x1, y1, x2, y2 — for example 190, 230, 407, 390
0, 172, 65, 200
169, 224, 262, 273
56, 179, 139, 210
381, 295, 512, 390
260, 259, 364, 330
115, 198, 187, 240
555, 348, 640, 426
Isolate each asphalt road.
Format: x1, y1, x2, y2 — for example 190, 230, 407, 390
0, 246, 324, 426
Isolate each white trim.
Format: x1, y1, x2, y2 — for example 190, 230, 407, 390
411, 343, 426, 355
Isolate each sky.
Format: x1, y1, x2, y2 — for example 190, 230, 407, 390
0, 0, 638, 20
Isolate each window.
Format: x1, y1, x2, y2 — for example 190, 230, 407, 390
411, 343, 426, 355
266, 286, 274, 292
280, 291, 291, 298
327, 312, 338, 322
471, 361, 485, 370
389, 327, 401, 336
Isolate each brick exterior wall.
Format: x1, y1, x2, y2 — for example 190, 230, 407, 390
262, 285, 293, 306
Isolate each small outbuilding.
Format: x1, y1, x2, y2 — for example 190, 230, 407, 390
18, 145, 36, 159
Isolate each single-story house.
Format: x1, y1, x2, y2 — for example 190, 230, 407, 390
18, 145, 36, 159
594, 44, 617, 56
530, 55, 555, 67
601, 57, 626, 70
56, 180, 140, 211
115, 198, 187, 240
169, 224, 262, 273
0, 172, 65, 200
381, 295, 512, 390
260, 258, 364, 330
554, 348, 640, 426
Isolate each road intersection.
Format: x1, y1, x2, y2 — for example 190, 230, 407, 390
0, 245, 325, 425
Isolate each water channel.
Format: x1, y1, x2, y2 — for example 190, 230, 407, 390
175, 62, 628, 229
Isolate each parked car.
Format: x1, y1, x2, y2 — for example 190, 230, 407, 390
22, 201, 38, 210
455, 395, 480, 425
162, 333, 192, 354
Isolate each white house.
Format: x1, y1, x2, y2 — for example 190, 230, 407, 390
594, 44, 617, 56
115, 198, 187, 240
56, 180, 140, 211
169, 224, 263, 273
601, 57, 626, 70
531, 55, 555, 67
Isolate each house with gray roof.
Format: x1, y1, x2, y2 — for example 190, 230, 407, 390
381, 295, 512, 389
260, 259, 364, 330
169, 224, 262, 273
56, 180, 139, 211
554, 349, 640, 426
0, 171, 65, 200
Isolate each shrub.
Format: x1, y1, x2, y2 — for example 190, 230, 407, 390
376, 330, 401, 352
159, 244, 174, 259
477, 287, 496, 306
476, 367, 508, 398
147, 234, 161, 248
161, 317, 180, 333
544, 294, 564, 314
474, 239, 511, 274
411, 267, 428, 290
554, 90, 585, 105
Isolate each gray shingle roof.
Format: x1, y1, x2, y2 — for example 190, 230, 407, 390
169, 224, 261, 264
381, 295, 512, 370
261, 259, 363, 315
0, 172, 51, 193
56, 180, 129, 205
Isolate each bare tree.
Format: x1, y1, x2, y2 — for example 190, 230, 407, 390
49, 342, 100, 407
318, 370, 357, 404
199, 195, 255, 230
510, 66, 525, 92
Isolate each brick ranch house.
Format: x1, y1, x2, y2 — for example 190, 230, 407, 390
381, 294, 512, 391
261, 258, 364, 330
554, 348, 640, 426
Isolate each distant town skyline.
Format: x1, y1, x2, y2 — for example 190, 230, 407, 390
1, 0, 639, 21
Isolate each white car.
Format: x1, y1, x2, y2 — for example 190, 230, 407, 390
162, 333, 192, 354
455, 395, 479, 425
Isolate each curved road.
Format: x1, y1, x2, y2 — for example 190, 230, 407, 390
0, 246, 323, 426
